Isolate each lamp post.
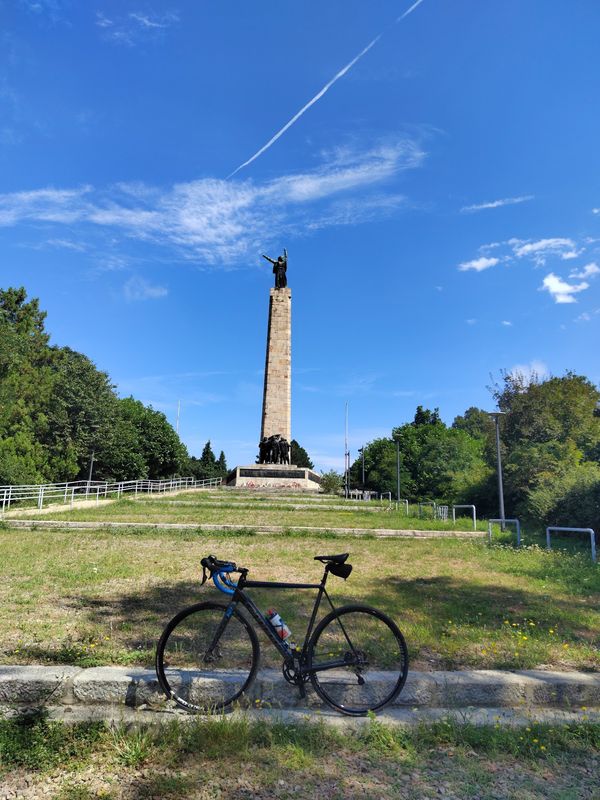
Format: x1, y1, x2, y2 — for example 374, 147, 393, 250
488, 411, 506, 528
344, 402, 350, 499
358, 447, 365, 489
87, 448, 95, 494
395, 438, 401, 506
86, 424, 100, 496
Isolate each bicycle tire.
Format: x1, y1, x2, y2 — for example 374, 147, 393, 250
155, 601, 260, 713
307, 604, 408, 716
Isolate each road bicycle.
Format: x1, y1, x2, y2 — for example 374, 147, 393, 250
155, 552, 408, 716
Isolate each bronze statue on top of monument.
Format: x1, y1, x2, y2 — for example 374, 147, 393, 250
262, 248, 287, 289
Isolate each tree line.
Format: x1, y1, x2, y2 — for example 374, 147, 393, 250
0, 287, 228, 484
348, 372, 600, 530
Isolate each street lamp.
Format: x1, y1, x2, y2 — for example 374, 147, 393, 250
343, 402, 350, 499
488, 411, 506, 528
87, 447, 95, 495
358, 446, 365, 490
86, 424, 100, 496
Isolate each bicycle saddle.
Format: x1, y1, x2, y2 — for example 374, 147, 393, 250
314, 553, 349, 565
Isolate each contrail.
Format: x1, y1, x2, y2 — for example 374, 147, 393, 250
397, 0, 427, 21
227, 0, 427, 179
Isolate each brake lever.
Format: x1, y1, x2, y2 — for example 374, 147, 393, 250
201, 565, 208, 585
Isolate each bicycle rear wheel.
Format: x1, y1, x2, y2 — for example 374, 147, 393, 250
307, 604, 408, 715
156, 601, 259, 712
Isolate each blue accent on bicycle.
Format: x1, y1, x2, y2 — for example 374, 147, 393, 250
213, 569, 237, 595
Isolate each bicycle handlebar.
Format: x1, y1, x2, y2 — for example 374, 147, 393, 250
200, 554, 240, 586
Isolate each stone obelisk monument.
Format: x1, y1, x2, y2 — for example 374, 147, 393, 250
260, 284, 291, 444
226, 250, 320, 490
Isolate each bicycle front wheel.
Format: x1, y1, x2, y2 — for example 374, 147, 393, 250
307, 604, 408, 715
156, 601, 259, 713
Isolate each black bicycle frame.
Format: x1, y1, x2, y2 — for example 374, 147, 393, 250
220, 568, 341, 673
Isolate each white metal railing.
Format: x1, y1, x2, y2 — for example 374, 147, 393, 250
0, 476, 222, 516
452, 504, 477, 531
488, 518, 521, 547
546, 526, 597, 563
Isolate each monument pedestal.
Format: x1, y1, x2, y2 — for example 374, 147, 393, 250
225, 463, 321, 492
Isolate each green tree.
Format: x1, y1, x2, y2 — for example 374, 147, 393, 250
290, 439, 314, 469
0, 287, 55, 483
0, 286, 190, 485
349, 407, 488, 503
44, 347, 116, 480
319, 470, 343, 495
491, 371, 600, 520
216, 450, 228, 479
194, 440, 217, 479
412, 405, 443, 427
115, 398, 188, 479
452, 407, 494, 440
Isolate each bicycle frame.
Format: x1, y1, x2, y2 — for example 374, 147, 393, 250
211, 567, 339, 674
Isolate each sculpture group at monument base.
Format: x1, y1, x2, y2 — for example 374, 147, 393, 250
225, 463, 321, 491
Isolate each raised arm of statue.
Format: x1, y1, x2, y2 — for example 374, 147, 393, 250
262, 254, 277, 265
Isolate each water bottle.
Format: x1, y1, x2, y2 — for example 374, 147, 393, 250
266, 609, 295, 651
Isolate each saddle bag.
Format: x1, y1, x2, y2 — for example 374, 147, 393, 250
328, 562, 353, 580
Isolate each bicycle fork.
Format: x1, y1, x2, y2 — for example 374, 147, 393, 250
203, 601, 238, 662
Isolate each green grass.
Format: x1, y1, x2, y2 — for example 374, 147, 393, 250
36, 494, 491, 532
1, 713, 598, 799
0, 518, 598, 670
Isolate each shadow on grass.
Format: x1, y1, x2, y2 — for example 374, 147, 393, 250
28, 558, 595, 671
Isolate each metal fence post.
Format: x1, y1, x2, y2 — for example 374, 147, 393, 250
546, 526, 597, 563
71, 487, 75, 508
38, 486, 44, 510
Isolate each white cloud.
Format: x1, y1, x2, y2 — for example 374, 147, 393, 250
593, 208, 600, 215
569, 262, 600, 279
0, 137, 425, 264
575, 308, 600, 323
96, 10, 179, 45
511, 237, 580, 266
129, 12, 178, 29
541, 273, 589, 304
458, 256, 499, 272
461, 195, 534, 213
501, 320, 512, 326
508, 360, 548, 383
123, 276, 168, 301
0, 186, 92, 225
465, 318, 477, 325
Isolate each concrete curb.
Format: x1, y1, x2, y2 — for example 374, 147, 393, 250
1, 666, 597, 714
1, 520, 483, 539
2, 704, 597, 728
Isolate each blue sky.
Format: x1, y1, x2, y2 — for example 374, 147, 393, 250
2, 0, 599, 471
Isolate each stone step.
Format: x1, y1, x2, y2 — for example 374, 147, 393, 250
1, 665, 598, 712
2, 519, 482, 538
